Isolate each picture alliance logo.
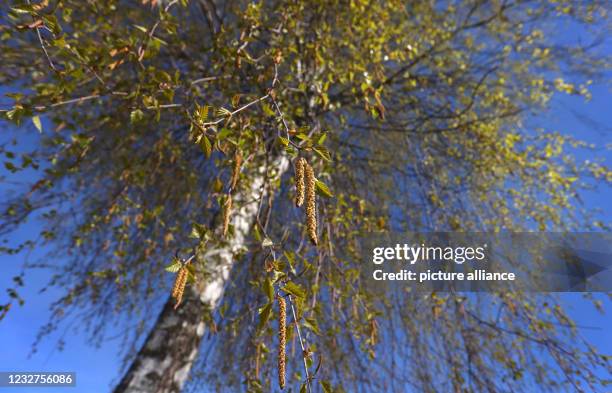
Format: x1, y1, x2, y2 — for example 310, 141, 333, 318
372, 243, 488, 265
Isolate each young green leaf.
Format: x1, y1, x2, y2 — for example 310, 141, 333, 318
263, 277, 274, 302
31, 116, 42, 133
190, 223, 207, 239
165, 259, 182, 273
186, 264, 196, 284
313, 146, 332, 162
130, 109, 144, 124
304, 317, 322, 335
196, 104, 209, 122
200, 135, 212, 158
282, 281, 306, 298
257, 303, 272, 332
215, 107, 231, 118
315, 179, 334, 198
320, 380, 333, 393
317, 133, 327, 145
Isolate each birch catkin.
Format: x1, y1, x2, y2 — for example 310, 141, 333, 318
278, 295, 287, 390
304, 161, 318, 245
222, 193, 232, 237
172, 266, 188, 309
294, 157, 306, 207
230, 151, 242, 190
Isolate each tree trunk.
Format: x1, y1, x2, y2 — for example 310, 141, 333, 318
113, 155, 290, 393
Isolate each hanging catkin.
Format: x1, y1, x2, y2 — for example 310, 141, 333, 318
278, 295, 287, 390
304, 161, 318, 245
222, 193, 232, 237
294, 157, 305, 207
172, 266, 188, 309
230, 151, 242, 190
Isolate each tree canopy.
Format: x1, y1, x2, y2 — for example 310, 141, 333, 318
1, 0, 611, 392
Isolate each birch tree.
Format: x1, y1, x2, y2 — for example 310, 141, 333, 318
1, 1, 611, 392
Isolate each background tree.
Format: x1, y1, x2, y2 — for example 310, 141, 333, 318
1, 0, 611, 392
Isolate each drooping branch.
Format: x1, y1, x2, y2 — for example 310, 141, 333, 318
114, 154, 290, 393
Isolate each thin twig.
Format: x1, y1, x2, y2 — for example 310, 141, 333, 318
145, 103, 183, 110
199, 94, 270, 127
270, 64, 300, 148
33, 94, 102, 111
270, 95, 291, 136
25, 0, 57, 71
287, 295, 313, 393
35, 27, 57, 71
0, 91, 129, 112
137, 0, 179, 62
190, 75, 231, 85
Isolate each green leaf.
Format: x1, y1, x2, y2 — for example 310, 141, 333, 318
5, 106, 25, 123
10, 6, 34, 14
261, 237, 273, 248
300, 383, 307, 393
190, 223, 207, 239
303, 317, 321, 335
263, 277, 274, 302
31, 116, 42, 133
200, 135, 212, 158
43, 15, 61, 35
278, 136, 289, 146
252, 224, 262, 242
185, 264, 196, 284
215, 107, 231, 118
4, 162, 17, 173
313, 355, 323, 377
282, 281, 306, 299
133, 24, 148, 33
320, 380, 333, 393
257, 303, 272, 332
130, 109, 144, 124
165, 259, 181, 273
196, 104, 209, 122
261, 102, 275, 117
317, 133, 327, 145
315, 179, 334, 198
212, 177, 223, 193
217, 127, 231, 140
313, 146, 332, 162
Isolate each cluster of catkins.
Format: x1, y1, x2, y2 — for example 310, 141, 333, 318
172, 155, 315, 390
222, 151, 242, 238
222, 194, 232, 238
294, 157, 318, 245
171, 266, 188, 309
277, 295, 287, 389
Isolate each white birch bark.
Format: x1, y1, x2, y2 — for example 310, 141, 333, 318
113, 155, 290, 393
